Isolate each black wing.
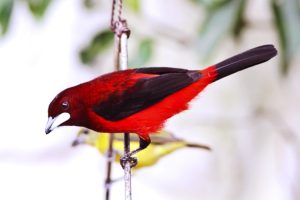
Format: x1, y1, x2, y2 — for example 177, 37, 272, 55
93, 67, 201, 121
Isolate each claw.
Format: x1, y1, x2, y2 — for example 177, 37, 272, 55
120, 156, 138, 169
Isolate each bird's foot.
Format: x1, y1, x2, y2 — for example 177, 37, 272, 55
120, 155, 137, 169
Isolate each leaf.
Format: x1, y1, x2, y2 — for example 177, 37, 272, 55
272, 0, 300, 75
128, 38, 153, 68
0, 0, 13, 35
27, 0, 51, 19
80, 29, 114, 65
231, 0, 246, 38
82, 0, 101, 10
126, 0, 140, 13
197, 0, 245, 60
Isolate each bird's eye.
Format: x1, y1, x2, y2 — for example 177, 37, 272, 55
83, 129, 90, 135
61, 101, 69, 110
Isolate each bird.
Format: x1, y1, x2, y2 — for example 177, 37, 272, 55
46, 44, 277, 164
72, 129, 210, 170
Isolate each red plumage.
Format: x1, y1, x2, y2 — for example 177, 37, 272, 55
87, 66, 217, 140
46, 45, 277, 151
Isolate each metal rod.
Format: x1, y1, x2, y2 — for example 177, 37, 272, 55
105, 134, 114, 200
123, 133, 132, 200
120, 33, 132, 200
120, 33, 128, 70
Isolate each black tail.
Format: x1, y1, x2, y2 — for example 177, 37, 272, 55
214, 45, 277, 81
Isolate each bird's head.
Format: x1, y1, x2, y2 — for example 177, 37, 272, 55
45, 88, 85, 134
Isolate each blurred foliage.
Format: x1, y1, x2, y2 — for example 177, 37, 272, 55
191, 0, 231, 10
194, 0, 300, 75
27, 0, 52, 19
1, 0, 300, 74
80, 30, 153, 66
0, 0, 13, 35
197, 0, 246, 59
128, 38, 153, 68
271, 0, 300, 75
80, 29, 114, 65
83, 0, 99, 9
72, 129, 210, 170
126, 0, 140, 13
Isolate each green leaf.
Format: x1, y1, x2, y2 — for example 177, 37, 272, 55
27, 0, 51, 19
80, 29, 114, 65
197, 0, 245, 59
272, 0, 300, 75
0, 0, 13, 35
126, 0, 140, 13
129, 38, 153, 68
232, 0, 246, 38
83, 0, 99, 10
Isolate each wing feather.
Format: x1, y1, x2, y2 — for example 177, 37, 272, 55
93, 68, 201, 121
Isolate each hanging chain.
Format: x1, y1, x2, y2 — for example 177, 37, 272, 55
110, 0, 130, 37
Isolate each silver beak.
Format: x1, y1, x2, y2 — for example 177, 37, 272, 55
45, 113, 70, 134
45, 117, 54, 134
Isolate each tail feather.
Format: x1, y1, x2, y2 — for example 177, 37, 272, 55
186, 143, 211, 151
214, 45, 277, 81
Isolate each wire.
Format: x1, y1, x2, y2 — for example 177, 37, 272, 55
110, 0, 130, 37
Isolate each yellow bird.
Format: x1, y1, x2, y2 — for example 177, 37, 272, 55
72, 129, 210, 170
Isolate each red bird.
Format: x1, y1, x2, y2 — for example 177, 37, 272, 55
46, 45, 277, 159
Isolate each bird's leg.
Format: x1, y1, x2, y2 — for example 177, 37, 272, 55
120, 136, 151, 169
128, 136, 151, 157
